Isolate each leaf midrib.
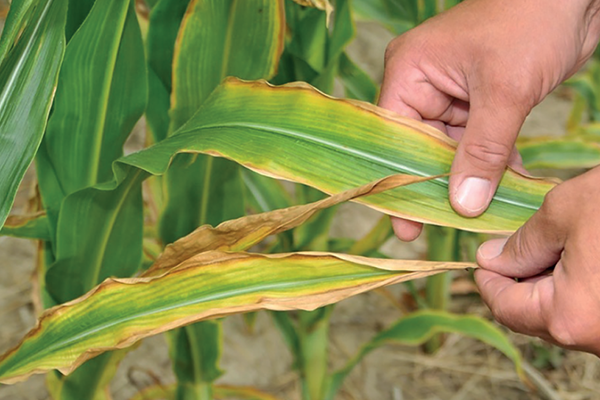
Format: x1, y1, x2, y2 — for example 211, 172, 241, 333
9, 269, 394, 372
178, 122, 538, 211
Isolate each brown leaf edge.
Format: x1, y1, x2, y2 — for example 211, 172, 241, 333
0, 251, 473, 384
147, 173, 445, 276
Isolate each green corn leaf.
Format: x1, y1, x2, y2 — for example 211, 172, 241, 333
0, 0, 36, 64
338, 52, 378, 103
0, 0, 67, 231
324, 310, 524, 399
518, 136, 600, 170
46, 172, 145, 304
65, 0, 95, 42
41, 0, 147, 304
350, 0, 414, 34
271, 312, 301, 368
166, 321, 224, 398
328, 0, 354, 62
241, 169, 294, 214
284, 6, 328, 77
0, 213, 51, 241
0, 251, 472, 384
145, 0, 191, 143
297, 306, 334, 400
348, 215, 393, 255
34, 3, 147, 396
169, 0, 285, 132
38, 0, 147, 215
123, 79, 554, 234
161, 2, 286, 398
160, 0, 285, 243
46, 350, 131, 400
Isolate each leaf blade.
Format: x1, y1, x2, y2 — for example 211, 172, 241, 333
0, 251, 471, 384
0, 0, 67, 230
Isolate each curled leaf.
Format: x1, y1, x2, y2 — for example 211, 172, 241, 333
148, 173, 442, 275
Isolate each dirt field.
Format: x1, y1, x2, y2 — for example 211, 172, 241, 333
1, 18, 600, 400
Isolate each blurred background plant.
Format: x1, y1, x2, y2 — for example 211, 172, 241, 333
0, 0, 599, 399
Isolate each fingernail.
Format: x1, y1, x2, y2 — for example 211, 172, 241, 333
455, 177, 491, 213
478, 238, 507, 260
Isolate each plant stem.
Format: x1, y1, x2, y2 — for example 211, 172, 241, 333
424, 225, 458, 353
299, 307, 334, 400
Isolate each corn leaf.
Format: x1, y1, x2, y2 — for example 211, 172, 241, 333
350, 0, 414, 34
324, 310, 523, 399
168, 0, 285, 132
149, 174, 437, 276
162, 2, 286, 397
0, 172, 469, 384
65, 0, 95, 42
0, 0, 36, 64
38, 0, 146, 214
518, 136, 600, 170
35, 3, 148, 397
166, 320, 224, 395
338, 52, 378, 103
122, 78, 555, 234
145, 0, 191, 143
0, 251, 472, 384
0, 0, 67, 231
0, 213, 51, 241
160, 0, 285, 243
41, 0, 147, 305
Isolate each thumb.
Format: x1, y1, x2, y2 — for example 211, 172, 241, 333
476, 191, 566, 278
449, 94, 528, 217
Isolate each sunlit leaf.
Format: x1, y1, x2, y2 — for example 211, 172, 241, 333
122, 79, 555, 234
0, 251, 471, 384
0, 0, 67, 230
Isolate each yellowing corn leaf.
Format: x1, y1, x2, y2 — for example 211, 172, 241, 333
0, 251, 471, 384
120, 78, 554, 234
147, 173, 442, 275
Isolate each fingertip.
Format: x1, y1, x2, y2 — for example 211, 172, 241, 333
390, 217, 423, 241
476, 238, 508, 268
449, 175, 494, 217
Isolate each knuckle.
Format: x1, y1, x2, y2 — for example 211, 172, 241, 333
461, 140, 512, 172
539, 184, 566, 221
507, 227, 535, 269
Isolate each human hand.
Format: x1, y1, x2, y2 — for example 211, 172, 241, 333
475, 166, 600, 354
380, 0, 600, 241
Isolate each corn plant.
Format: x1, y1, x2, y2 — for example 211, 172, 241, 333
0, 0, 561, 399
